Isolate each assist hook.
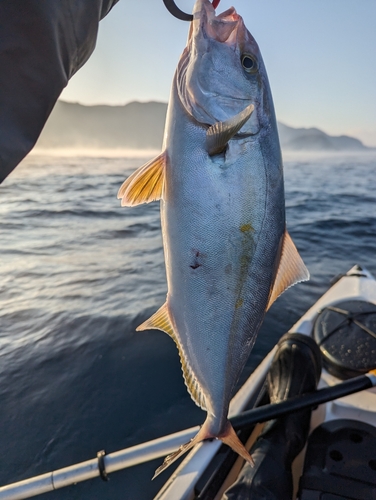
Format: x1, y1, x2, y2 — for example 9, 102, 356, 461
162, 0, 220, 21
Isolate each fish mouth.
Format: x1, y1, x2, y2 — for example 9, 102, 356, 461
177, 0, 261, 135
192, 0, 240, 45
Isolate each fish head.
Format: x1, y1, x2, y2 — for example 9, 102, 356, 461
176, 0, 275, 136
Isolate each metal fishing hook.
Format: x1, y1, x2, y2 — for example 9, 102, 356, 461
162, 0, 220, 22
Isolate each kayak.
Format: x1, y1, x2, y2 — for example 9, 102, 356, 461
155, 264, 376, 500
0, 265, 375, 500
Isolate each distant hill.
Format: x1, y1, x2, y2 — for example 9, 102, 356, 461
36, 100, 166, 150
36, 100, 368, 152
277, 122, 366, 151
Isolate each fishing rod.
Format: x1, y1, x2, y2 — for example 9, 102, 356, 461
162, 0, 221, 21
0, 369, 375, 500
231, 369, 376, 431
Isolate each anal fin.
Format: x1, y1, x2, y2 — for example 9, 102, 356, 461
136, 302, 174, 337
137, 303, 207, 411
117, 151, 166, 206
266, 230, 310, 311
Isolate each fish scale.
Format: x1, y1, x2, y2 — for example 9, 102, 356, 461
118, 0, 309, 478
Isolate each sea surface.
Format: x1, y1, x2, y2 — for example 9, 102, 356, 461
0, 151, 375, 499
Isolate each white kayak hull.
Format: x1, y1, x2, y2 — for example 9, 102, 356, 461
156, 265, 376, 500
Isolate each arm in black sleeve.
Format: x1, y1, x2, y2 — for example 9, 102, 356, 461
0, 0, 119, 183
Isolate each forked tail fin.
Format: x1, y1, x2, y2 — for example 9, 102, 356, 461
152, 422, 210, 479
153, 418, 253, 479
220, 420, 255, 465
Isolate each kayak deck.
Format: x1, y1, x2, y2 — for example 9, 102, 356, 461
156, 265, 376, 499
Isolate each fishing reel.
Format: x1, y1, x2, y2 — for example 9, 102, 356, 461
163, 0, 220, 21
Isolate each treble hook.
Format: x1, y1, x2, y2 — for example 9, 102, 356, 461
163, 0, 220, 22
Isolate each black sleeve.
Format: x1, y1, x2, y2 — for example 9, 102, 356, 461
0, 0, 120, 183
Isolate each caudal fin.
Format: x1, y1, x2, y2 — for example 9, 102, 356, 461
220, 420, 254, 466
153, 419, 253, 479
152, 424, 209, 479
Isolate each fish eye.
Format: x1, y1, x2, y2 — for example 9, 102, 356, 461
241, 54, 257, 73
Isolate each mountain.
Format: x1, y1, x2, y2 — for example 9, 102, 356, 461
277, 122, 366, 151
36, 100, 166, 150
36, 100, 368, 152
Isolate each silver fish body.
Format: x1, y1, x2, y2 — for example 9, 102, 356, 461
162, 85, 284, 430
118, 0, 308, 476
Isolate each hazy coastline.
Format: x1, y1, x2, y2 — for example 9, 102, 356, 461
34, 100, 371, 154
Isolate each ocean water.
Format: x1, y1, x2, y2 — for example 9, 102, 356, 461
0, 151, 375, 499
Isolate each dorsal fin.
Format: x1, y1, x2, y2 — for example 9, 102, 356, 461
206, 103, 254, 156
117, 151, 166, 207
266, 230, 310, 311
137, 303, 207, 411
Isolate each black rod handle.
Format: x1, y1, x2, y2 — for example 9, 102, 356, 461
231, 372, 375, 431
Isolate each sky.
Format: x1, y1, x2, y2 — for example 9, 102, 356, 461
60, 0, 376, 146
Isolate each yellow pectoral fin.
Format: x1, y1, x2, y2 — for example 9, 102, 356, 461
206, 103, 254, 156
266, 230, 310, 311
117, 151, 166, 206
137, 303, 207, 411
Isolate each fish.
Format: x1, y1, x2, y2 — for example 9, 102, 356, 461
118, 0, 309, 478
